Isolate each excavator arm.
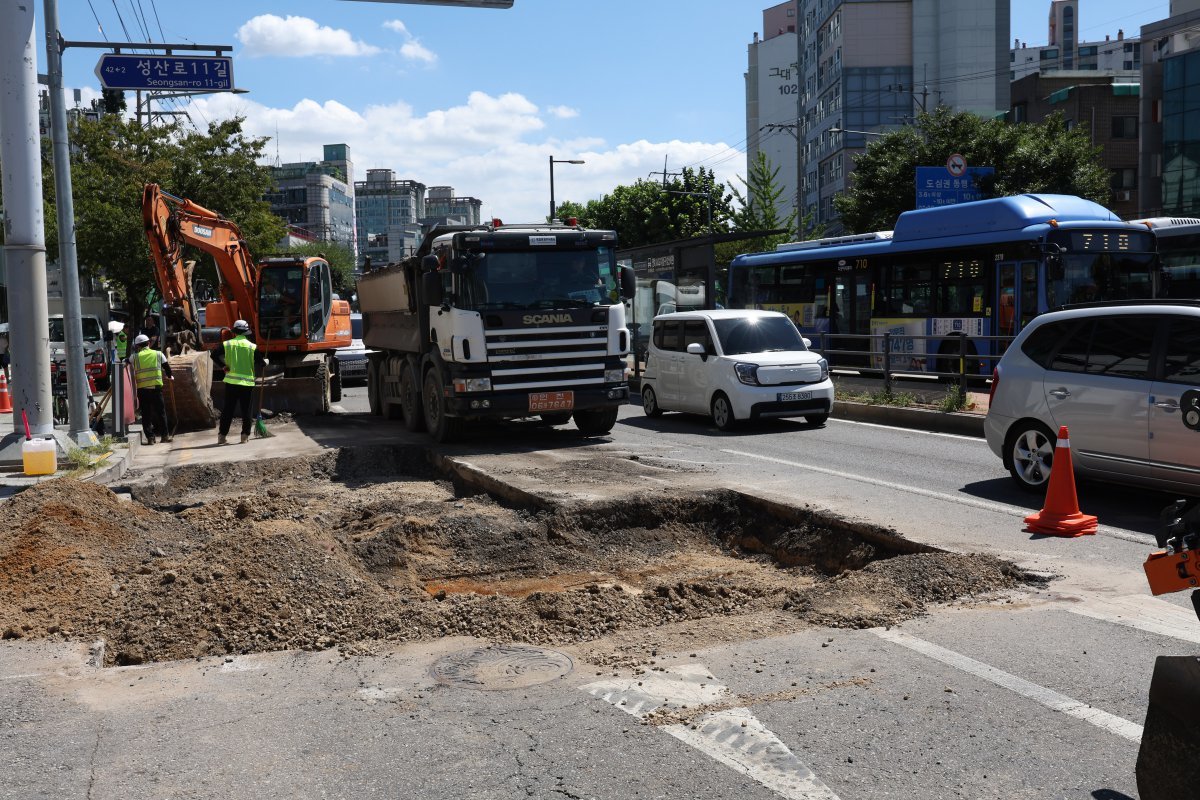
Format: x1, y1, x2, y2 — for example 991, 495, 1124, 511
142, 183, 260, 341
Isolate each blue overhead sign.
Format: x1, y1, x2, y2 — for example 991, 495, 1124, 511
915, 165, 994, 209
94, 54, 234, 92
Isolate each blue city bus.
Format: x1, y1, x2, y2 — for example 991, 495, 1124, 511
727, 194, 1160, 373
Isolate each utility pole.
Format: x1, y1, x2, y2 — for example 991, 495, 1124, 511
648, 156, 681, 189
0, 2, 54, 454
44, 0, 99, 446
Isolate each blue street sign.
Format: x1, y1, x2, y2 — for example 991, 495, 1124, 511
915, 165, 994, 209
94, 54, 234, 92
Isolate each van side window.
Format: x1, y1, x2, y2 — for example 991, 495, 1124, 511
1046, 321, 1091, 373
682, 320, 712, 354
1085, 317, 1155, 379
1163, 317, 1200, 386
1022, 320, 1078, 369
655, 320, 683, 352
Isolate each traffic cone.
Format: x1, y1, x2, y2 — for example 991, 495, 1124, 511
1024, 425, 1098, 537
0, 372, 11, 414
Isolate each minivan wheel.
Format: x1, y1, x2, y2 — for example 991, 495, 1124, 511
641, 385, 663, 417
1006, 421, 1057, 493
711, 393, 737, 431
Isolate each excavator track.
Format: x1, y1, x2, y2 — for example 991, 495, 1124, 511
164, 351, 217, 430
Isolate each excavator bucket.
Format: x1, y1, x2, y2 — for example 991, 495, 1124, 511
164, 351, 217, 431
1136, 655, 1200, 799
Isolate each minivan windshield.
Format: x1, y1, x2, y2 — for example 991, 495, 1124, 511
712, 316, 808, 355
49, 317, 103, 343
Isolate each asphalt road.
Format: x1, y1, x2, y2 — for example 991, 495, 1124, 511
3, 383, 1190, 799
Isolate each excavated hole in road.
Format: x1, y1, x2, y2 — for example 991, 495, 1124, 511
0, 447, 1041, 668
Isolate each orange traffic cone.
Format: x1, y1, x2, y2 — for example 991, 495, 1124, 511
1024, 425, 1098, 537
0, 372, 11, 414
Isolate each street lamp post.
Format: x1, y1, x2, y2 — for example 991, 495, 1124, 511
549, 156, 584, 222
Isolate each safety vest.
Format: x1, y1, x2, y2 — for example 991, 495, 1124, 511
133, 348, 163, 389
115, 330, 128, 358
223, 335, 257, 387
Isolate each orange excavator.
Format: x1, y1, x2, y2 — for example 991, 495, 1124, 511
141, 183, 352, 427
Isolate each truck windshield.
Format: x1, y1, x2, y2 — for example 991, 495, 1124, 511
712, 316, 808, 355
458, 248, 618, 311
48, 317, 103, 343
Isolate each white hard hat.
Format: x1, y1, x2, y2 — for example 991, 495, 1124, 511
233, 319, 251, 333
133, 334, 150, 347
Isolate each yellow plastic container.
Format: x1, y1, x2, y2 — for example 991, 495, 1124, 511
22, 438, 57, 476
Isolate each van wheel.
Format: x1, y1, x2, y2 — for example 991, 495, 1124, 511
805, 413, 829, 426
641, 386, 663, 417
1006, 421, 1057, 492
711, 392, 737, 431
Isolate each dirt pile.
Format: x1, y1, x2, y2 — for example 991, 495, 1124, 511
0, 450, 1037, 667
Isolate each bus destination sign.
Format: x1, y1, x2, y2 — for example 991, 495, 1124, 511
94, 54, 234, 92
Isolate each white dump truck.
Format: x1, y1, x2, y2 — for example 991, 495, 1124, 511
357, 220, 636, 442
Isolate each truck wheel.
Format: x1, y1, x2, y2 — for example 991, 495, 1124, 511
541, 412, 572, 426
400, 361, 426, 432
330, 364, 342, 403
574, 406, 618, 436
422, 368, 461, 442
367, 359, 382, 416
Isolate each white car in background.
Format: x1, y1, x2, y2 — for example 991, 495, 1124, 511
334, 313, 372, 384
640, 309, 833, 430
985, 301, 1200, 495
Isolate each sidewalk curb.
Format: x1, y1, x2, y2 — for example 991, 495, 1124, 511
833, 400, 985, 438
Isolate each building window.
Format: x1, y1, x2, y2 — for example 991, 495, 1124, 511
1011, 103, 1027, 123
1111, 168, 1136, 191
1111, 116, 1138, 138
1041, 49, 1059, 60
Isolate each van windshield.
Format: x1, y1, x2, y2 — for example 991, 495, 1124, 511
712, 316, 808, 355
48, 317, 103, 342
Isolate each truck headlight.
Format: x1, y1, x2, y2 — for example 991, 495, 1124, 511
604, 368, 626, 383
452, 377, 492, 393
734, 362, 760, 386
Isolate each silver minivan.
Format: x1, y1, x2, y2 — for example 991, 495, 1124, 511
985, 302, 1200, 495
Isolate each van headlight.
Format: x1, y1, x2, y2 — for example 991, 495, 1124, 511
734, 362, 760, 386
604, 368, 626, 383
818, 357, 829, 381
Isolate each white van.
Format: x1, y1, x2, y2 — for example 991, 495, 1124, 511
640, 309, 834, 430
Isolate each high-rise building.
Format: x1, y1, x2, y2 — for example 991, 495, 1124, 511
1140, 4, 1200, 216
423, 186, 483, 227
746, 1, 1010, 236
354, 169, 426, 268
266, 143, 356, 257
1011, 27, 1141, 81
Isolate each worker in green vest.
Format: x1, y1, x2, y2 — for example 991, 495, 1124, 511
128, 334, 173, 445
114, 326, 128, 359
215, 319, 262, 444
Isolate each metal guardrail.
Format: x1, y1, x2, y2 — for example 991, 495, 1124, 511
810, 331, 1015, 397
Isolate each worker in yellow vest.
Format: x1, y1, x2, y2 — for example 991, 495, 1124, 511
215, 319, 262, 444
128, 333, 173, 444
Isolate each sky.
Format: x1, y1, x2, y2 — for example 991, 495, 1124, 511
43, 0, 1173, 225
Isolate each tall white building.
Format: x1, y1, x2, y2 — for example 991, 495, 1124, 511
1010, 1, 1141, 82
746, 0, 1010, 235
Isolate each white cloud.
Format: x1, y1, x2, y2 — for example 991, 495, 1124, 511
383, 18, 437, 65
184, 91, 744, 226
237, 15, 381, 58
383, 20, 409, 35
546, 105, 579, 119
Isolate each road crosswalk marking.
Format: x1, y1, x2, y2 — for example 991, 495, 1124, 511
874, 628, 1143, 743
583, 663, 841, 800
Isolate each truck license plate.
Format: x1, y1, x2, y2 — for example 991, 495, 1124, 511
529, 391, 574, 412
777, 391, 812, 402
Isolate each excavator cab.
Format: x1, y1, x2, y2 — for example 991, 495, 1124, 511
257, 257, 334, 344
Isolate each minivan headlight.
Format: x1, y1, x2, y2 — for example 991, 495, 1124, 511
734, 362, 760, 386
818, 357, 829, 381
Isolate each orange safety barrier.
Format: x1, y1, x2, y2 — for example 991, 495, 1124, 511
0, 372, 11, 414
1023, 425, 1098, 537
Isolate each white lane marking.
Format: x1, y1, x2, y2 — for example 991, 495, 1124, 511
874, 628, 1143, 744
1066, 594, 1200, 645
721, 448, 1151, 545
583, 664, 841, 800
829, 416, 983, 442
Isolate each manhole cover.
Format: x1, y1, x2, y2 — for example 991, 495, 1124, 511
431, 644, 574, 690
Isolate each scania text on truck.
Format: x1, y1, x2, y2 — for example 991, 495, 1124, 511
357, 220, 636, 442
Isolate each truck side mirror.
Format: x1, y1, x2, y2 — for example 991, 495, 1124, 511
421, 271, 445, 308
619, 265, 636, 300
421, 254, 439, 273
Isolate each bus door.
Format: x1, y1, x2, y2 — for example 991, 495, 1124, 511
833, 274, 871, 367
995, 261, 1039, 353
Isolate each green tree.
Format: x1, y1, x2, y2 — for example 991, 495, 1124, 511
727, 151, 799, 252
834, 108, 1112, 234
547, 200, 591, 226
